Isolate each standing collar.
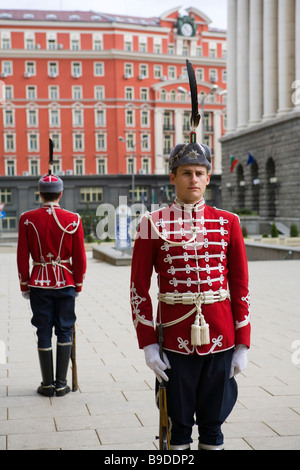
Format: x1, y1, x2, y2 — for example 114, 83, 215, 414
174, 197, 205, 212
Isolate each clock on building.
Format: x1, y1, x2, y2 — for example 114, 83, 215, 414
177, 16, 196, 37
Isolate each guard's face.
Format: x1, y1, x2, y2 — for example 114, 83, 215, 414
170, 165, 210, 204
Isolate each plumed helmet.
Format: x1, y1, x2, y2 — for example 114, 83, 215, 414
169, 59, 212, 173
169, 142, 212, 172
38, 173, 64, 193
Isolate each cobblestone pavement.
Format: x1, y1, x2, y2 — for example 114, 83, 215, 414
0, 247, 300, 450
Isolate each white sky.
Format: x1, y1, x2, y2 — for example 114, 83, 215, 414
3, 0, 228, 29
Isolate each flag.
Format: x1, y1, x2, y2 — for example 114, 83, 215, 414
247, 152, 255, 166
230, 156, 238, 173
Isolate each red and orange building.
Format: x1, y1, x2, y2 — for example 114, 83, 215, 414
0, 6, 227, 178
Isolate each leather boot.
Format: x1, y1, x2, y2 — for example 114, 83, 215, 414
55, 342, 72, 396
37, 348, 54, 397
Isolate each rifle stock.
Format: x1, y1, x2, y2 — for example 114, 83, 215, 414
71, 324, 78, 392
158, 324, 170, 450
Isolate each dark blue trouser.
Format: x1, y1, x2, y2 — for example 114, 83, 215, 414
159, 349, 237, 447
30, 287, 76, 349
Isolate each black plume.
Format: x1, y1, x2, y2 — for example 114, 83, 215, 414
49, 138, 54, 175
186, 59, 201, 130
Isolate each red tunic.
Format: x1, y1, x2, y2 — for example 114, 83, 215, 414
130, 199, 250, 355
17, 203, 86, 293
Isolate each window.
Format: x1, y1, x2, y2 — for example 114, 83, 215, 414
25, 61, 35, 75
95, 86, 105, 100
48, 62, 58, 77
209, 42, 217, 58
125, 134, 134, 151
196, 68, 204, 82
1, 36, 10, 49
124, 63, 133, 77
50, 134, 61, 151
93, 34, 103, 51
0, 188, 12, 204
27, 109, 38, 127
141, 110, 149, 127
27, 86, 37, 99
140, 88, 148, 101
154, 65, 162, 79
28, 133, 39, 151
73, 109, 83, 127
139, 36, 147, 53
30, 160, 39, 176
75, 159, 84, 175
154, 38, 162, 54
95, 109, 106, 127
5, 160, 16, 176
124, 35, 133, 51
142, 158, 150, 174
96, 133, 106, 151
168, 44, 174, 55
126, 109, 134, 126
4, 134, 15, 151
48, 86, 58, 100
72, 62, 81, 77
141, 134, 149, 151
3, 110, 14, 127
48, 39, 57, 50
127, 157, 134, 175
125, 87, 134, 100
73, 133, 84, 151
94, 62, 104, 76
131, 186, 148, 202
72, 86, 82, 100
1, 213, 17, 231
97, 159, 107, 175
209, 69, 218, 83
139, 64, 148, 78
25, 37, 35, 50
168, 66, 176, 80
80, 187, 103, 203
71, 38, 80, 50
2, 61, 12, 75
5, 86, 13, 99
49, 109, 60, 127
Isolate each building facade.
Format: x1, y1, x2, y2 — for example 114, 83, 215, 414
0, 7, 226, 233
221, 0, 300, 233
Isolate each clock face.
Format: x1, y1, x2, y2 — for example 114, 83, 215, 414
181, 22, 194, 37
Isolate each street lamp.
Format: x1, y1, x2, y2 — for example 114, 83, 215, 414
118, 136, 147, 203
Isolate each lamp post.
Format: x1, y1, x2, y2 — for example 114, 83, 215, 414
118, 136, 147, 204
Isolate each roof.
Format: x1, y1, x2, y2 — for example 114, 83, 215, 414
0, 9, 159, 26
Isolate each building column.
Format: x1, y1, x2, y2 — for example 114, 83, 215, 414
263, 0, 278, 120
226, 0, 237, 132
154, 108, 164, 174
213, 110, 222, 175
277, 0, 295, 115
236, 0, 249, 129
294, 0, 300, 110
249, 0, 263, 124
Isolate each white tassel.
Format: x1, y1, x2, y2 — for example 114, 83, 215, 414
191, 313, 202, 346
191, 310, 210, 346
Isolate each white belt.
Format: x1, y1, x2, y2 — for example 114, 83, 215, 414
157, 288, 229, 346
33, 259, 73, 275
158, 288, 229, 306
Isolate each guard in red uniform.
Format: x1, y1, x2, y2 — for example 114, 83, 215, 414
130, 61, 250, 450
17, 167, 86, 397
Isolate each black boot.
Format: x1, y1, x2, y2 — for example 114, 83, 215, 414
37, 348, 55, 397
55, 342, 72, 397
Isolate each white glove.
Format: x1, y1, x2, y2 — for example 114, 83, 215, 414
21, 292, 30, 300
230, 344, 248, 378
75, 292, 80, 298
144, 343, 171, 383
